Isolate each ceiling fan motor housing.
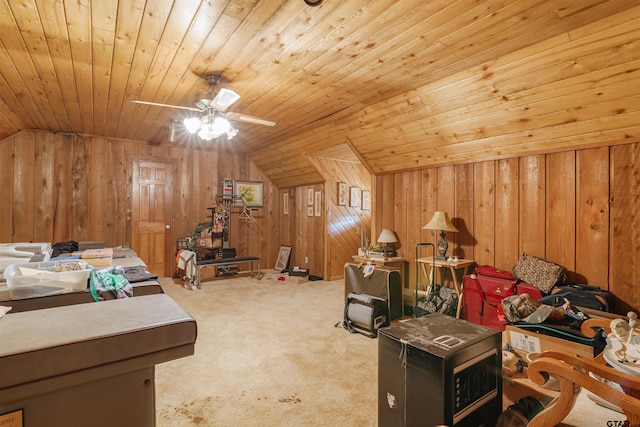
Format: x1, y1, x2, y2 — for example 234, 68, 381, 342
195, 92, 216, 109
195, 88, 240, 111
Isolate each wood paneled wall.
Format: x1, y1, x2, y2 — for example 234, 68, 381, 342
0, 130, 281, 272
377, 143, 640, 314
276, 155, 372, 280
314, 157, 373, 280
276, 185, 325, 276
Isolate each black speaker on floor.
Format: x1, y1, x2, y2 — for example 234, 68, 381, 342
378, 314, 502, 427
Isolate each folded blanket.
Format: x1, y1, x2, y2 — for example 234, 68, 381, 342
123, 265, 159, 283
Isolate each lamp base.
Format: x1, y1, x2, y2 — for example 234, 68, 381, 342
436, 232, 449, 260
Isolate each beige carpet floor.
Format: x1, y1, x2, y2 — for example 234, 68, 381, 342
155, 274, 378, 426
154, 274, 625, 426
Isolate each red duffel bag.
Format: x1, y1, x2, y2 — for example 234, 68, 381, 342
462, 265, 542, 331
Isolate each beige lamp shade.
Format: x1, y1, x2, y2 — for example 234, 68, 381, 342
377, 229, 398, 244
423, 212, 458, 260
422, 211, 458, 233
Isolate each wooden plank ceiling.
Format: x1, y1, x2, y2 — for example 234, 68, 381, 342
0, 0, 638, 188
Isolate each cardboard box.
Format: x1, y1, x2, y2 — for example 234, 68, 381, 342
289, 268, 309, 277
283, 274, 308, 284
270, 272, 308, 284
504, 324, 599, 359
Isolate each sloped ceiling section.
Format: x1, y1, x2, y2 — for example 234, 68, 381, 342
0, 1, 638, 189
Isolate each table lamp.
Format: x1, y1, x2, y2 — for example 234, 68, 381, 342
423, 211, 458, 260
377, 229, 398, 259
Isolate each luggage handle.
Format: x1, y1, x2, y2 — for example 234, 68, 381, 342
414, 242, 435, 318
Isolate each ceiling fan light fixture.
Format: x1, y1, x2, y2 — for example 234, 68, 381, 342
195, 112, 238, 140
184, 117, 202, 134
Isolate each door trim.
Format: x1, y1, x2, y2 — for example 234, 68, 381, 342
126, 154, 175, 278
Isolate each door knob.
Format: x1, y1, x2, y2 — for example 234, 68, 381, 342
165, 224, 170, 230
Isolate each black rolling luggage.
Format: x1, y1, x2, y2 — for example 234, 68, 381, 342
344, 262, 403, 320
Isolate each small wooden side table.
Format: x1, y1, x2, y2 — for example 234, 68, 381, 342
416, 258, 475, 318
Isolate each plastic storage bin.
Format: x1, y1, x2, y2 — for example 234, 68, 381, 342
3, 260, 91, 299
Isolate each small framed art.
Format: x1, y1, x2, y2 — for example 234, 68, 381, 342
283, 192, 289, 215
362, 190, 370, 210
314, 191, 321, 216
307, 188, 314, 205
338, 182, 347, 206
275, 245, 292, 271
350, 186, 360, 208
234, 181, 264, 207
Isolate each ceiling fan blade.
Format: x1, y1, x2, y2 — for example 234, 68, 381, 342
226, 111, 276, 127
211, 88, 240, 111
131, 100, 202, 112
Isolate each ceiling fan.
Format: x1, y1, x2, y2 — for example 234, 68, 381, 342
131, 74, 275, 141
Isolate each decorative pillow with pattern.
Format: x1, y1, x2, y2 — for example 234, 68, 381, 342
512, 253, 567, 294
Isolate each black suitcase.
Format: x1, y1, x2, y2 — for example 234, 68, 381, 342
540, 283, 615, 313
344, 262, 403, 320
342, 292, 390, 338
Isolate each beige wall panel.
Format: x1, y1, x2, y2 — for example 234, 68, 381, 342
610, 144, 640, 313
52, 134, 73, 244
377, 174, 395, 237
71, 137, 90, 242
311, 184, 325, 275
418, 169, 438, 257
454, 164, 474, 261
34, 133, 55, 242
472, 161, 495, 267
436, 166, 456, 258
293, 186, 307, 270
88, 138, 108, 244
279, 189, 293, 249
495, 158, 520, 271
0, 138, 14, 240
575, 147, 610, 285
519, 155, 546, 257
545, 151, 576, 273
314, 157, 372, 280
404, 170, 423, 270
13, 132, 36, 241
105, 139, 126, 247
170, 146, 194, 245
242, 166, 267, 262
391, 173, 407, 257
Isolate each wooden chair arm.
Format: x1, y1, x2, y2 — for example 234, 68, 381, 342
527, 349, 640, 426
581, 317, 612, 338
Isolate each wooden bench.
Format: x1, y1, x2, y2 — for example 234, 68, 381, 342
195, 256, 261, 287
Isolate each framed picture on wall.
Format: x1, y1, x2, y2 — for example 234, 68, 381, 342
234, 181, 264, 207
314, 191, 321, 216
362, 190, 370, 210
307, 188, 314, 206
307, 206, 314, 216
338, 182, 347, 206
283, 192, 289, 215
350, 186, 360, 208
274, 245, 292, 271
